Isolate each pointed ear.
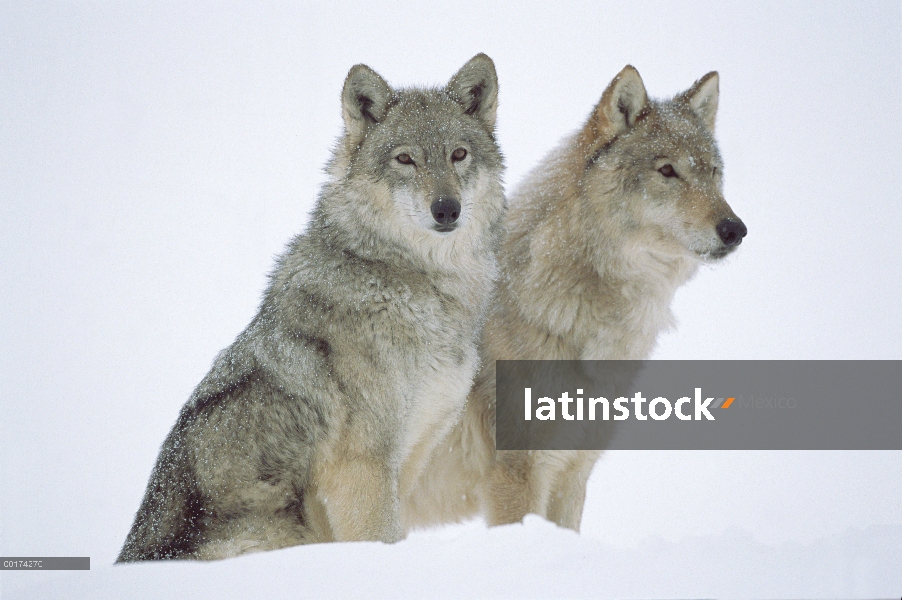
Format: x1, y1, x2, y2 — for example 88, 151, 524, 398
447, 53, 499, 130
342, 64, 392, 146
679, 71, 719, 131
580, 65, 648, 157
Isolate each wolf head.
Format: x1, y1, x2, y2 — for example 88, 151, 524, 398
319, 54, 505, 271
578, 66, 747, 261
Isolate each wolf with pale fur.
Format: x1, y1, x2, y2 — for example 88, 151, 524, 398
403, 65, 747, 532
118, 54, 505, 561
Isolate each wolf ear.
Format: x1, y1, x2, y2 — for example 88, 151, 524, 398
679, 71, 719, 131
342, 64, 393, 146
581, 65, 648, 157
448, 53, 499, 130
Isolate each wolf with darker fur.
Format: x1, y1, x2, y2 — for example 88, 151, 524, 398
118, 54, 505, 561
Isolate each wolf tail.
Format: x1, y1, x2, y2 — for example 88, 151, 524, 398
116, 423, 207, 562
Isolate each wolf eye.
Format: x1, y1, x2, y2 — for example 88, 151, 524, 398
396, 153, 414, 165
658, 164, 677, 178
451, 148, 467, 162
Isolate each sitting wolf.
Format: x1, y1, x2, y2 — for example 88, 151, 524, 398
118, 54, 505, 561
404, 65, 747, 532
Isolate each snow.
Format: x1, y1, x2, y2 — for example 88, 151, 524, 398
8, 518, 902, 599
2, 1, 901, 598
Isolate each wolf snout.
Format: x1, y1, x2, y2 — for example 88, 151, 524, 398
716, 218, 748, 247
431, 196, 461, 230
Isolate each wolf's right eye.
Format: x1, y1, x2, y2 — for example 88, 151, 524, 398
658, 164, 677, 178
396, 154, 414, 165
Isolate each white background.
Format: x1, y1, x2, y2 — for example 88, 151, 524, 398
2, 1, 900, 597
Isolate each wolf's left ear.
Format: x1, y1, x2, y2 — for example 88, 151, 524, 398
342, 64, 393, 146
679, 71, 719, 131
448, 53, 499, 130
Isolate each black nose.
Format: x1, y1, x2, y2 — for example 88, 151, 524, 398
716, 218, 748, 246
430, 197, 461, 226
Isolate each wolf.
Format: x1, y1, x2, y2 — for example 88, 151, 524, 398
117, 54, 505, 562
403, 65, 747, 532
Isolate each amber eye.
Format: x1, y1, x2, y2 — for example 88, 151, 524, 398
396, 153, 414, 165
658, 164, 677, 178
451, 148, 467, 162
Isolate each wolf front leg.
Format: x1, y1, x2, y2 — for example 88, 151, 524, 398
543, 450, 600, 531
313, 452, 404, 543
485, 450, 537, 525
487, 449, 596, 531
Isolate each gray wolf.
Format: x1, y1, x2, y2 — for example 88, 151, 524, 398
118, 54, 505, 561
403, 65, 747, 531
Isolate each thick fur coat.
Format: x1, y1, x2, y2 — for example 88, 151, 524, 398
119, 54, 506, 561
404, 66, 747, 531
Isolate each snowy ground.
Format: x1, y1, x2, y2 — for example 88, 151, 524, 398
2, 1, 901, 598
8, 518, 902, 599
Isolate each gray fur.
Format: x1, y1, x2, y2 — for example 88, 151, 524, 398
118, 54, 505, 562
